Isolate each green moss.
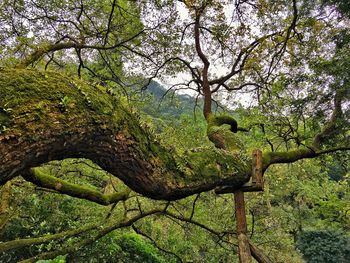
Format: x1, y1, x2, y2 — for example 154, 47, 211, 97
207, 113, 238, 131
262, 153, 272, 169
207, 113, 244, 153
0, 102, 13, 134
0, 68, 118, 135
174, 147, 251, 184
0, 68, 173, 164
262, 148, 316, 170
0, 111, 11, 132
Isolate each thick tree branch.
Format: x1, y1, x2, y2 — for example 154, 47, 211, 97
0, 69, 251, 200
263, 145, 350, 170
211, 82, 264, 93
23, 168, 130, 206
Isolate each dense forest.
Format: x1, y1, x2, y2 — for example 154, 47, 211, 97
0, 0, 349, 262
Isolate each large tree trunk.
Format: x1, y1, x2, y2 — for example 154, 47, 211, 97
0, 68, 252, 200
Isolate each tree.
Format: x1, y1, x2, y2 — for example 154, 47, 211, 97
0, 0, 349, 262
136, 2, 349, 260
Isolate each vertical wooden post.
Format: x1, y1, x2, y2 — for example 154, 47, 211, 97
234, 190, 252, 263
252, 149, 263, 189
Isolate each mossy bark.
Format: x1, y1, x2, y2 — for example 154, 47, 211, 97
0, 222, 99, 253
25, 167, 130, 205
0, 69, 252, 200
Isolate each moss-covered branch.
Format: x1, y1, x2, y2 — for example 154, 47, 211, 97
0, 68, 251, 200
23, 168, 130, 205
0, 222, 99, 254
16, 42, 81, 69
262, 145, 350, 170
1, 68, 347, 201
207, 114, 241, 152
262, 87, 349, 170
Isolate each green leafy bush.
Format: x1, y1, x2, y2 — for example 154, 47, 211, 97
68, 232, 168, 263
296, 230, 350, 263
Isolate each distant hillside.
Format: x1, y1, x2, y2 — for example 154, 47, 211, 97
146, 81, 194, 102
141, 80, 201, 118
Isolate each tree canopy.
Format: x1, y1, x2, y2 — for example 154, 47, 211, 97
0, 0, 349, 262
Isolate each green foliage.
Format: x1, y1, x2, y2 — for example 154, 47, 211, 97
36, 255, 66, 263
0, 0, 143, 71
0, 183, 108, 262
241, 157, 350, 262
296, 230, 350, 263
135, 192, 240, 263
69, 232, 168, 263
0, 159, 121, 262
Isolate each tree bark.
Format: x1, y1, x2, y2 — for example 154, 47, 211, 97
234, 190, 252, 263
193, 9, 211, 119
